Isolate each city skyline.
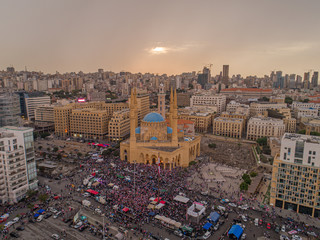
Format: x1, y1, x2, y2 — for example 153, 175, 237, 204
1, 0, 320, 77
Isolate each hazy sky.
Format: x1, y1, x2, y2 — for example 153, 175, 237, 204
1, 0, 320, 77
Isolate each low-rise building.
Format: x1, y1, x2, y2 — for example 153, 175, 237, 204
269, 95, 285, 104
226, 101, 250, 115
213, 117, 243, 138
247, 117, 285, 140
250, 102, 288, 117
220, 88, 273, 99
294, 107, 319, 119
270, 133, 320, 217
35, 104, 55, 123
304, 119, 320, 135
190, 94, 226, 113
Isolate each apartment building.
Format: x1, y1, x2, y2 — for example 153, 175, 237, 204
294, 107, 319, 119
220, 88, 273, 99
304, 119, 320, 135
226, 101, 250, 115
1, 126, 38, 190
190, 94, 226, 113
54, 102, 128, 138
249, 102, 288, 117
270, 133, 320, 217
283, 118, 297, 133
0, 127, 35, 204
220, 112, 248, 129
269, 95, 285, 104
291, 102, 320, 111
108, 109, 130, 142
247, 117, 285, 140
213, 117, 243, 138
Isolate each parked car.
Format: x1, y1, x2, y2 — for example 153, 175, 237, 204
10, 232, 20, 238
51, 233, 60, 239
241, 233, 247, 240
16, 226, 25, 231
254, 218, 259, 226
37, 215, 44, 222
214, 223, 220, 231
174, 230, 183, 237
12, 217, 20, 223
228, 203, 237, 207
74, 221, 83, 229
281, 225, 286, 232
203, 231, 211, 239
241, 215, 248, 222
44, 213, 52, 219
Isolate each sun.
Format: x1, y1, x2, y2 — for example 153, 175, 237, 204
150, 47, 167, 54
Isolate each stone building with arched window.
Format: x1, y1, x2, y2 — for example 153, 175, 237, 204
120, 88, 201, 169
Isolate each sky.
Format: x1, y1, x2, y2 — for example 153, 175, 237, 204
0, 0, 320, 77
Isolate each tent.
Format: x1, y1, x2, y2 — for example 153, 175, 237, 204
34, 213, 40, 218
228, 225, 244, 240
87, 189, 99, 195
181, 225, 193, 233
154, 197, 162, 202
203, 222, 213, 230
173, 195, 190, 203
159, 200, 166, 204
208, 212, 220, 224
37, 209, 45, 214
117, 175, 124, 179
53, 196, 60, 200
122, 207, 129, 212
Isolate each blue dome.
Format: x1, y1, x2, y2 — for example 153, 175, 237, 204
150, 136, 158, 140
143, 112, 165, 123
135, 127, 141, 134
167, 127, 173, 134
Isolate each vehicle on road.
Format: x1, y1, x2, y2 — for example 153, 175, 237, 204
202, 231, 211, 239
12, 217, 19, 223
95, 208, 102, 214
214, 223, 220, 231
51, 233, 60, 239
241, 233, 246, 240
281, 225, 286, 232
16, 226, 25, 231
5, 221, 14, 228
228, 203, 237, 208
254, 218, 259, 226
10, 232, 20, 238
44, 213, 52, 219
74, 221, 83, 229
241, 215, 247, 222
267, 223, 271, 229
174, 230, 183, 237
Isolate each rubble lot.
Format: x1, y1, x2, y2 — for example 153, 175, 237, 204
200, 136, 256, 170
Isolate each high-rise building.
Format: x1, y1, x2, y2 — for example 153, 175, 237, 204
0, 93, 20, 127
311, 72, 319, 88
303, 72, 310, 89
270, 133, 320, 217
0, 126, 37, 204
128, 94, 150, 124
289, 74, 296, 89
22, 92, 51, 120
108, 109, 130, 142
222, 65, 229, 85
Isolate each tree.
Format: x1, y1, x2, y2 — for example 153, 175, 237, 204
240, 182, 248, 191
53, 147, 59, 152
40, 132, 50, 138
38, 146, 43, 150
77, 152, 83, 157
57, 153, 62, 160
303, 98, 309, 103
188, 83, 194, 89
285, 96, 293, 104
250, 172, 258, 178
26, 189, 37, 198
256, 137, 268, 146
47, 147, 51, 152
38, 194, 48, 203
242, 174, 251, 185
298, 129, 306, 134
208, 143, 217, 149
310, 131, 320, 136
189, 161, 196, 166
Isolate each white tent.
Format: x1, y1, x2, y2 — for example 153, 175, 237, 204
174, 195, 190, 203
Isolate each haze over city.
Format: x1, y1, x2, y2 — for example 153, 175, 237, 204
1, 0, 320, 76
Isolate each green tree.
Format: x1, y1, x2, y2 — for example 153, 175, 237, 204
40, 132, 50, 138
38, 146, 42, 150
57, 153, 62, 160
188, 83, 194, 89
303, 98, 309, 103
208, 143, 217, 149
298, 129, 306, 134
285, 96, 293, 104
242, 174, 252, 185
26, 189, 37, 198
250, 172, 258, 178
310, 131, 320, 136
38, 194, 48, 203
240, 182, 248, 191
256, 137, 268, 146
77, 152, 83, 157
53, 147, 59, 152
189, 161, 196, 166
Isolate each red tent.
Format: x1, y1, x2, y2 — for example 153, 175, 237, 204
159, 200, 166, 204
122, 207, 129, 212
53, 196, 60, 200
154, 197, 162, 202
91, 172, 96, 177
87, 189, 99, 195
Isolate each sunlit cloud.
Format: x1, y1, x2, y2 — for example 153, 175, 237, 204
150, 47, 168, 54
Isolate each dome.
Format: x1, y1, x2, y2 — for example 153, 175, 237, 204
135, 127, 141, 134
150, 136, 158, 140
167, 127, 173, 134
143, 112, 165, 123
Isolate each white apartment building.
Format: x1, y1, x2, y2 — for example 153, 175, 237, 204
1, 126, 38, 190
190, 94, 226, 113
25, 95, 51, 120
249, 102, 288, 117
0, 129, 29, 204
247, 117, 285, 140
226, 101, 250, 115
294, 107, 319, 119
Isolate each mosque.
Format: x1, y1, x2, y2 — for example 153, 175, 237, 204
120, 87, 201, 169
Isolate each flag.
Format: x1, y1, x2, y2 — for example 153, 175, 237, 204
157, 154, 161, 175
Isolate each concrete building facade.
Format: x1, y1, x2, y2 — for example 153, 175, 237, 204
247, 117, 285, 140
213, 117, 243, 138
190, 94, 226, 113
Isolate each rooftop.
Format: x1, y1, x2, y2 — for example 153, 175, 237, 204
221, 88, 272, 93
283, 133, 320, 144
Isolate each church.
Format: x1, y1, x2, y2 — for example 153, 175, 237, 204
120, 87, 201, 169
